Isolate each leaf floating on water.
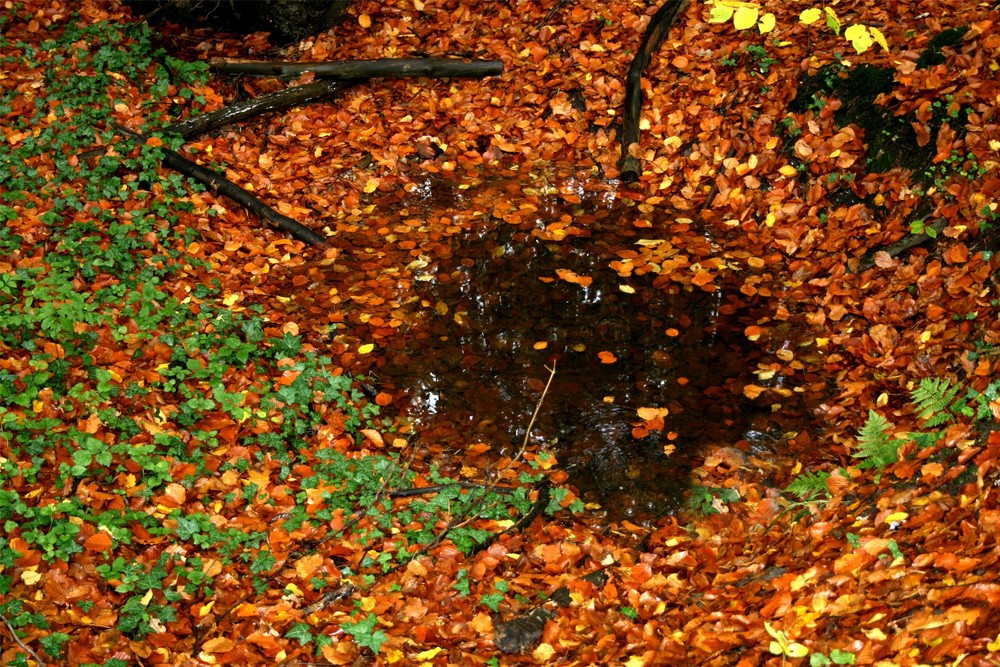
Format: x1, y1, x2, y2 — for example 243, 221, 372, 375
555, 268, 593, 288
598, 350, 618, 364
637, 407, 669, 420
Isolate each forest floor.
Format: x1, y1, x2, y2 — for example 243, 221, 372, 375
3, 0, 1000, 665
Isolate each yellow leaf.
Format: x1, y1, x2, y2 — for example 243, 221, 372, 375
732, 5, 758, 30
363, 178, 380, 194
799, 7, 821, 24
532, 644, 556, 662
414, 648, 443, 660
885, 511, 908, 523
786, 642, 809, 658
988, 633, 1000, 651
223, 293, 239, 306
824, 7, 841, 34
358, 13, 371, 28
21, 567, 41, 585
200, 601, 215, 617
624, 656, 646, 667
619, 284, 636, 294
707, 1, 734, 23
865, 627, 888, 641
141, 589, 154, 605
778, 165, 798, 177
358, 343, 375, 354
845, 24, 873, 54
871, 26, 889, 52
758, 12, 775, 33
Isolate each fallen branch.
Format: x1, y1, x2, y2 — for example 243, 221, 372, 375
387, 482, 515, 498
164, 78, 353, 139
855, 219, 947, 272
208, 57, 504, 79
112, 124, 326, 246
1, 613, 43, 665
619, 0, 690, 182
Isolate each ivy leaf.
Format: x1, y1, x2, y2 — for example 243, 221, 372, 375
342, 613, 388, 653
285, 622, 314, 646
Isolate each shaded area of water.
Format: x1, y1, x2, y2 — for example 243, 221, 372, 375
374, 190, 772, 518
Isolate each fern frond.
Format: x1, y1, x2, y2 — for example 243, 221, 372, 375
784, 470, 831, 500
854, 409, 899, 469
911, 377, 962, 427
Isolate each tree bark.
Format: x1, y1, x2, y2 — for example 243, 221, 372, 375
619, 0, 689, 183
208, 57, 504, 79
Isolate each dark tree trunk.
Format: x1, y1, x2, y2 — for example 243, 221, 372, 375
125, 0, 351, 45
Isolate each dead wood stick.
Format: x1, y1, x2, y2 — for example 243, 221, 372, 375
208, 57, 504, 79
619, 0, 690, 182
164, 78, 353, 139
113, 124, 326, 246
855, 218, 947, 272
1, 613, 43, 665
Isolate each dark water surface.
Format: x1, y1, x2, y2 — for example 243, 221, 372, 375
354, 178, 779, 518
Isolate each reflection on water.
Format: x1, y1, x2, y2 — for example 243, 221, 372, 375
373, 181, 770, 519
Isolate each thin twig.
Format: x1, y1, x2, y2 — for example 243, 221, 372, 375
517, 361, 557, 458
1, 612, 44, 665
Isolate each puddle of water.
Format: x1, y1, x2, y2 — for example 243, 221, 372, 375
363, 180, 775, 519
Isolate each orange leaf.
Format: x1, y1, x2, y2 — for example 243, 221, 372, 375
598, 351, 618, 364
691, 270, 714, 286
202, 637, 235, 653
84, 532, 113, 552
145, 136, 163, 147
162, 482, 187, 507
360, 429, 384, 447
555, 268, 593, 288
295, 553, 324, 580
470, 612, 494, 633
277, 369, 301, 386
637, 407, 669, 420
